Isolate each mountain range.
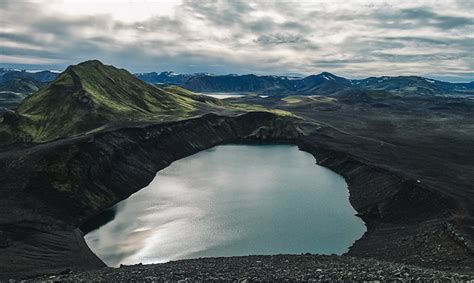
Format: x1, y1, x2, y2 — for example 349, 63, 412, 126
0, 68, 60, 93
137, 71, 474, 96
1, 67, 473, 96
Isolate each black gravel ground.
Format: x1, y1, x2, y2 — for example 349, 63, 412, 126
30, 254, 474, 282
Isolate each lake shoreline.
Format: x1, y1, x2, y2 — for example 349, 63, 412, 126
85, 144, 365, 266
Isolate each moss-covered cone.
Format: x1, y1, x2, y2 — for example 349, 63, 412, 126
3, 60, 217, 142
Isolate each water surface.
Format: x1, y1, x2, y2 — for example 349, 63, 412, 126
198, 92, 245, 99
85, 145, 365, 266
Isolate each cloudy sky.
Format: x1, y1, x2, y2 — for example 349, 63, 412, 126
1, 0, 473, 81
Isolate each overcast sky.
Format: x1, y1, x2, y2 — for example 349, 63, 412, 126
1, 0, 473, 81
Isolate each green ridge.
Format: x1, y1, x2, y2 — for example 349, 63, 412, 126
0, 60, 215, 142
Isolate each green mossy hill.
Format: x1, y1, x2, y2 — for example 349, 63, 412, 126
1, 60, 221, 143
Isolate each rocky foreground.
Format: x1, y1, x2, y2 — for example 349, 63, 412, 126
30, 255, 473, 282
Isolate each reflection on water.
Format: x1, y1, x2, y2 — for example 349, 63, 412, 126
85, 145, 365, 266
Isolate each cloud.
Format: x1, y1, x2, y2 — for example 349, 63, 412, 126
377, 7, 473, 30
0, 0, 473, 81
254, 34, 309, 45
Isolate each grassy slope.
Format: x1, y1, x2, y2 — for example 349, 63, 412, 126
0, 60, 292, 144
0, 60, 217, 142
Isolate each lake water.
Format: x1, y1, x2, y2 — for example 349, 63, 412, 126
199, 92, 245, 99
85, 145, 365, 266
198, 93, 270, 99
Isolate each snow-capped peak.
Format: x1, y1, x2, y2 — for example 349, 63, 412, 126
322, 75, 334, 81
320, 72, 336, 81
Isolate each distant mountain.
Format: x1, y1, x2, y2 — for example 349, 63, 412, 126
136, 71, 352, 95
0, 60, 223, 143
0, 68, 59, 83
183, 74, 294, 94
295, 72, 352, 94
352, 76, 474, 96
136, 71, 474, 96
0, 68, 59, 94
0, 77, 48, 94
135, 71, 192, 85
